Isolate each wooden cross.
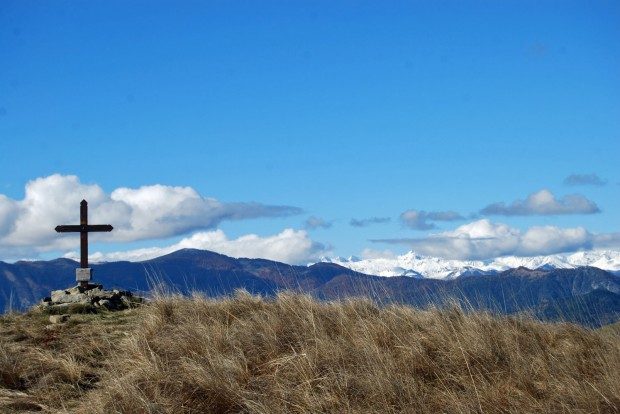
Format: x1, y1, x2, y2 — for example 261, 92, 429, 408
55, 200, 113, 287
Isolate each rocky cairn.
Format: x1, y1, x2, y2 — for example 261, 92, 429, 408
38, 283, 143, 317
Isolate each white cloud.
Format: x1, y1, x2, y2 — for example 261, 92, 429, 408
0, 195, 18, 237
564, 173, 607, 186
0, 174, 302, 259
372, 219, 618, 260
65, 228, 329, 264
589, 232, 620, 250
519, 226, 591, 256
480, 189, 600, 216
304, 216, 332, 230
350, 217, 391, 227
400, 209, 464, 230
359, 248, 397, 260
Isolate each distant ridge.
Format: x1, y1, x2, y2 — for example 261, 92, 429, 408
1, 248, 619, 326
325, 250, 620, 279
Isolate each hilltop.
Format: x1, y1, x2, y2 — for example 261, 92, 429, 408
0, 293, 619, 413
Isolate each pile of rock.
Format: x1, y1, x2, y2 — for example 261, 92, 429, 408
39, 284, 143, 314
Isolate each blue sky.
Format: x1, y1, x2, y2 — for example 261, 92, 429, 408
0, 1, 619, 263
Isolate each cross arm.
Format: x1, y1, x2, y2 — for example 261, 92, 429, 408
55, 225, 82, 233
87, 224, 114, 232
55, 224, 114, 233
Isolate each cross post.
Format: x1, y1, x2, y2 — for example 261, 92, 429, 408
55, 200, 113, 288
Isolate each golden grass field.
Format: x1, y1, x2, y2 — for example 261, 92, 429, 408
1, 291, 619, 413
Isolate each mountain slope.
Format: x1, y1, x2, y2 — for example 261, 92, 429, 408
1, 249, 619, 326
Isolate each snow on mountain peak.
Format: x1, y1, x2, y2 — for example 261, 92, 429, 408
322, 250, 620, 279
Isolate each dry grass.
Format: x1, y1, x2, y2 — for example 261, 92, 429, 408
0, 309, 136, 412
1, 292, 619, 413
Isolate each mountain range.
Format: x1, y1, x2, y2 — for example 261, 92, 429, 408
326, 250, 620, 279
1, 248, 619, 327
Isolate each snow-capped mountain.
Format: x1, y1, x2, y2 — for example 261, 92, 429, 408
323, 250, 620, 279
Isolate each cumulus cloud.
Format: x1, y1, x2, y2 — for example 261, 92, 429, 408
564, 173, 607, 186
0, 174, 302, 258
359, 248, 397, 260
65, 228, 329, 264
400, 209, 464, 230
480, 189, 600, 216
350, 217, 391, 227
0, 195, 18, 237
590, 231, 620, 250
372, 219, 619, 260
304, 216, 332, 230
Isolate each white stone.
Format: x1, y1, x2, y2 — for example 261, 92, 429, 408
49, 314, 70, 324
50, 290, 88, 303
76, 268, 92, 282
